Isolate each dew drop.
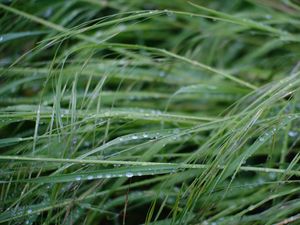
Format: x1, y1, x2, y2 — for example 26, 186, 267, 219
259, 137, 264, 142
258, 178, 264, 184
288, 131, 298, 137
143, 133, 149, 138
173, 128, 180, 134
27, 209, 32, 214
105, 174, 112, 178
265, 14, 272, 19
132, 135, 138, 140
96, 174, 103, 179
87, 175, 93, 180
167, 197, 175, 204
159, 71, 166, 77
167, 11, 174, 17
269, 172, 276, 180
126, 172, 133, 178
118, 24, 127, 32
76, 176, 81, 181
83, 141, 91, 147
44, 8, 53, 18
72, 138, 78, 145
95, 31, 103, 37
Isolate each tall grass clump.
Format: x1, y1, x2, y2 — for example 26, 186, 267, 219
1, 0, 300, 224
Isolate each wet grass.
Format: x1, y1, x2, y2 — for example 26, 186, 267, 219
1, 0, 300, 224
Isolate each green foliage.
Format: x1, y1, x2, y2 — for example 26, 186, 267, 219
1, 0, 300, 224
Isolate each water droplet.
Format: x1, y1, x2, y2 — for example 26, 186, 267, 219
125, 172, 133, 178
173, 129, 180, 134
96, 174, 103, 179
167, 11, 174, 17
118, 24, 127, 32
132, 135, 138, 140
143, 133, 149, 138
95, 31, 103, 37
43, 8, 53, 18
0, 36, 3, 42
137, 172, 142, 176
159, 71, 166, 77
288, 131, 298, 137
269, 172, 276, 180
105, 174, 111, 178
72, 138, 78, 145
27, 209, 32, 214
83, 141, 91, 147
265, 14, 272, 19
76, 176, 81, 181
259, 137, 264, 142
87, 175, 93, 180
258, 178, 264, 184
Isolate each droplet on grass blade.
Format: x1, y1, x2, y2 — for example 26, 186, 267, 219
132, 135, 138, 140
126, 172, 133, 178
265, 14, 272, 19
159, 71, 166, 77
288, 131, 298, 137
118, 24, 127, 32
259, 137, 264, 142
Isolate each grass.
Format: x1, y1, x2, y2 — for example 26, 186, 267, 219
0, 0, 300, 224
